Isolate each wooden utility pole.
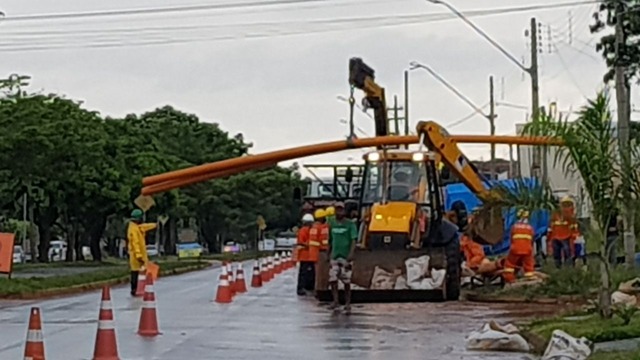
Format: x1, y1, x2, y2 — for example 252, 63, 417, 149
489, 76, 497, 179
614, 8, 636, 267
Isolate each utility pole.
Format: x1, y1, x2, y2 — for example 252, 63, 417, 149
393, 95, 400, 135
614, 7, 635, 267
530, 17, 544, 183
489, 75, 497, 179
404, 70, 410, 140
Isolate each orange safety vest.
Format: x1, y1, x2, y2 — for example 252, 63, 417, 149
547, 211, 579, 241
296, 226, 312, 262
460, 235, 485, 269
307, 223, 323, 262
319, 223, 330, 251
510, 221, 534, 256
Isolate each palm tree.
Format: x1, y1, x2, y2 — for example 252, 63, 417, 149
519, 91, 640, 318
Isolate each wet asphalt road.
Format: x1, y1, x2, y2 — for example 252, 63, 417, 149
0, 262, 542, 360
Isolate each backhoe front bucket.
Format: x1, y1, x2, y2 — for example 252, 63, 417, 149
467, 205, 504, 246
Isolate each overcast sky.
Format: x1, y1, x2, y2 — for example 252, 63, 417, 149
0, 0, 625, 176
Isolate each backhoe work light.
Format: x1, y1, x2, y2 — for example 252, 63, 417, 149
411, 152, 425, 162
367, 152, 380, 162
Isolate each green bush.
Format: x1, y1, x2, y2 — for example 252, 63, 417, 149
528, 313, 640, 343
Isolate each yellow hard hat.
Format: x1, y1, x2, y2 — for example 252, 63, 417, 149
325, 206, 335, 216
560, 196, 574, 204
314, 208, 326, 219
517, 209, 530, 219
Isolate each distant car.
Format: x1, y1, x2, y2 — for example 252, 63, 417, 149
48, 240, 68, 262
13, 245, 25, 264
146, 244, 159, 257
223, 242, 241, 253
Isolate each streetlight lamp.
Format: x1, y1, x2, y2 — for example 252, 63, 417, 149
425, 0, 543, 180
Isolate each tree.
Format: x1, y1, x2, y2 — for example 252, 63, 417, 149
592, 0, 640, 83
524, 92, 640, 318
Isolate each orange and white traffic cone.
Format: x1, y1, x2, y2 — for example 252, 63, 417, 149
251, 261, 262, 288
235, 266, 247, 293
24, 307, 46, 360
227, 263, 237, 297
215, 269, 233, 303
135, 269, 146, 297
138, 276, 160, 337
268, 257, 275, 280
260, 258, 270, 283
274, 253, 282, 274
93, 287, 120, 360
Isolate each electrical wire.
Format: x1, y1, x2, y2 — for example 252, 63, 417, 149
0, 1, 599, 53
0, 0, 349, 23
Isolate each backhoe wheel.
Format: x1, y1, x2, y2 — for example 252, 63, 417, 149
444, 235, 461, 301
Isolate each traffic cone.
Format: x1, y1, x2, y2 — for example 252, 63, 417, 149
93, 287, 120, 360
260, 258, 270, 283
227, 263, 237, 297
274, 253, 282, 274
215, 269, 233, 303
251, 261, 262, 288
24, 307, 45, 360
288, 251, 294, 269
135, 269, 146, 297
268, 257, 275, 280
138, 276, 160, 337
235, 266, 247, 293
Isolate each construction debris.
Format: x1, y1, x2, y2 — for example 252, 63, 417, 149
541, 330, 593, 360
618, 278, 640, 295
465, 321, 530, 353
611, 291, 638, 307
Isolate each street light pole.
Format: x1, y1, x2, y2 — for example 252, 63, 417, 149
425, 0, 542, 179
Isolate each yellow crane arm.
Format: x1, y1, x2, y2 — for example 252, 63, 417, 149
416, 120, 488, 195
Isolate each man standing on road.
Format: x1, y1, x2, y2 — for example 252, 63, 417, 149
127, 209, 157, 296
296, 213, 315, 296
327, 202, 358, 314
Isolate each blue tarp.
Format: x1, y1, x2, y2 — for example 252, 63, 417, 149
444, 178, 549, 256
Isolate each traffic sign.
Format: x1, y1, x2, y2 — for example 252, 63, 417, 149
134, 195, 155, 212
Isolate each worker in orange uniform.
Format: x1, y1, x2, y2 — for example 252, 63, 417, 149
460, 212, 486, 271
503, 209, 535, 283
296, 213, 316, 296
547, 196, 579, 268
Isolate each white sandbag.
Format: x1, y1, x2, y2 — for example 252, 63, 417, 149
394, 275, 408, 290
405, 256, 430, 283
488, 321, 520, 335
611, 290, 638, 307
465, 323, 530, 353
618, 277, 640, 295
541, 330, 592, 360
415, 268, 446, 290
370, 266, 395, 290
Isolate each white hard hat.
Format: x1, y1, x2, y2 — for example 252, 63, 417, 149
302, 213, 314, 222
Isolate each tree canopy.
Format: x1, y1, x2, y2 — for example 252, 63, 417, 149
592, 0, 640, 82
0, 75, 303, 261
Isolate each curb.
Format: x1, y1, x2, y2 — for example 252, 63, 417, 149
466, 293, 584, 304
0, 263, 213, 300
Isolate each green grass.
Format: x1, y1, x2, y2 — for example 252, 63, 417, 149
0, 260, 207, 297
591, 349, 640, 360
528, 314, 640, 344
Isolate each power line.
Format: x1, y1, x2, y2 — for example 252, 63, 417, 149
0, 1, 599, 53
0, 0, 348, 23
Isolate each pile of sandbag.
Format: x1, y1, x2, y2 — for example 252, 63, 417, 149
465, 321, 530, 353
368, 255, 446, 290
611, 277, 640, 307
541, 330, 593, 360
405, 255, 446, 290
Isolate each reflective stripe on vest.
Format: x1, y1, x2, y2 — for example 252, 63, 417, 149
512, 234, 533, 241
309, 241, 321, 247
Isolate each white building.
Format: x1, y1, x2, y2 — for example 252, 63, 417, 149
515, 123, 592, 219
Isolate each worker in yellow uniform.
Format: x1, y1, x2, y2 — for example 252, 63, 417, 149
127, 209, 157, 296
